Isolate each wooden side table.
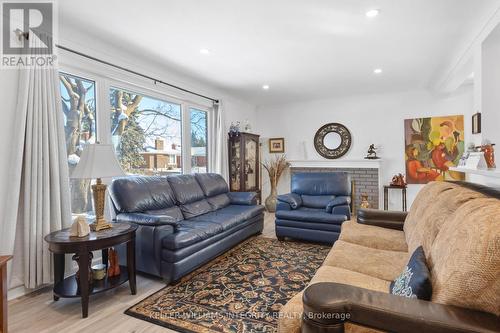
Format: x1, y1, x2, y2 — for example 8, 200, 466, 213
44, 223, 137, 318
383, 185, 408, 212
0, 256, 12, 333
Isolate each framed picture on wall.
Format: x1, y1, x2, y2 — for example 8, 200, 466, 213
472, 112, 481, 134
269, 138, 285, 153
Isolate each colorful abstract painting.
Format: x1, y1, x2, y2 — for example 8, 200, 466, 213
404, 115, 465, 184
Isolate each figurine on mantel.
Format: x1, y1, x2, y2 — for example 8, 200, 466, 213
480, 140, 496, 169
365, 144, 380, 159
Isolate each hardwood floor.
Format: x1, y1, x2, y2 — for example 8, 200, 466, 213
8, 213, 277, 333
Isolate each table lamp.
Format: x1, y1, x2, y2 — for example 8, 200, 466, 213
71, 143, 125, 231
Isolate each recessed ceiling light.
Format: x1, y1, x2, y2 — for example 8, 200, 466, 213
373, 68, 383, 74
262, 84, 270, 90
366, 9, 380, 18
199, 48, 210, 55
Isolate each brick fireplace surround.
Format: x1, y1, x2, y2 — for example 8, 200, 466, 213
288, 160, 382, 212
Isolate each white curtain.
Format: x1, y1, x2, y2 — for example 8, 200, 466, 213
0, 35, 71, 288
210, 101, 228, 180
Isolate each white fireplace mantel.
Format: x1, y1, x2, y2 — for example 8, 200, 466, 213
288, 159, 383, 169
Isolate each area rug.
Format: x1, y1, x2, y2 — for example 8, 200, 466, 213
125, 237, 330, 332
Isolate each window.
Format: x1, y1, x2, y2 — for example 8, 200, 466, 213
190, 108, 208, 173
59, 72, 96, 217
109, 87, 182, 176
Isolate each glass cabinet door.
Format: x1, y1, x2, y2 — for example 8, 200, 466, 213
230, 140, 241, 191
244, 137, 258, 190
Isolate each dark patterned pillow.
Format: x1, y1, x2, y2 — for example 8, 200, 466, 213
390, 246, 432, 300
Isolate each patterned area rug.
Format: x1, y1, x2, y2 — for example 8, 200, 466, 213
125, 237, 330, 332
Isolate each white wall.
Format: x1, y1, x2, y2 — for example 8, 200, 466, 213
257, 88, 474, 209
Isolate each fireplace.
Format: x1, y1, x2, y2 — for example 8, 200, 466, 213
288, 159, 382, 212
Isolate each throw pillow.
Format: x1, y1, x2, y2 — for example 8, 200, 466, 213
390, 246, 432, 300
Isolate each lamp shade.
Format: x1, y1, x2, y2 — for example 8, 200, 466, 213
71, 144, 125, 179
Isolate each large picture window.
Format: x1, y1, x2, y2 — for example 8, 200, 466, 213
59, 72, 96, 216
190, 108, 208, 173
110, 87, 183, 176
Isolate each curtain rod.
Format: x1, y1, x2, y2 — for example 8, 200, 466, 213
56, 44, 219, 104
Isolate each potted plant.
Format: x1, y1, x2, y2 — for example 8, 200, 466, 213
262, 154, 289, 212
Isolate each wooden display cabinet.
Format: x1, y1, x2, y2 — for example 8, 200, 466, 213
228, 132, 261, 201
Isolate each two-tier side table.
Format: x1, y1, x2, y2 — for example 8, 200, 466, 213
44, 222, 137, 318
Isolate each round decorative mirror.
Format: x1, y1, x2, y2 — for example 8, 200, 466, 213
314, 123, 352, 159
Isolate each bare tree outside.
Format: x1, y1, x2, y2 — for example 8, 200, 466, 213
59, 73, 95, 215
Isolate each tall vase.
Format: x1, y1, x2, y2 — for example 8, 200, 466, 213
265, 184, 278, 212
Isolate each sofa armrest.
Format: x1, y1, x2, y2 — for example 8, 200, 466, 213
326, 197, 350, 212
357, 208, 407, 230
277, 193, 302, 209
331, 205, 351, 220
227, 192, 258, 205
115, 213, 180, 229
302, 282, 500, 333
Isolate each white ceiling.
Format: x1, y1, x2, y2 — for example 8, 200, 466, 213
58, 0, 500, 105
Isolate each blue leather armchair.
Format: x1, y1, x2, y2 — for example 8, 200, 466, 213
275, 172, 352, 243
109, 173, 264, 283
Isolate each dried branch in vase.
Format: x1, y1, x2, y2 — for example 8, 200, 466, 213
262, 154, 289, 212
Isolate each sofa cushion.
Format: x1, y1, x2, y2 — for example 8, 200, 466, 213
194, 173, 231, 210
429, 197, 500, 316
323, 240, 408, 281
275, 208, 347, 224
195, 173, 229, 196
301, 194, 335, 208
109, 176, 177, 213
167, 174, 212, 218
404, 181, 485, 254
206, 193, 231, 210
144, 206, 184, 222
390, 246, 432, 300
161, 220, 223, 250
339, 220, 408, 252
278, 266, 389, 333
192, 204, 264, 228
291, 172, 351, 196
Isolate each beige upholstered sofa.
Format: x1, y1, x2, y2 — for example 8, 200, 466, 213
279, 181, 500, 333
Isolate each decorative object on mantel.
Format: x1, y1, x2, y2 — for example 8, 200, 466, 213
365, 144, 380, 159
314, 123, 352, 159
69, 216, 90, 238
262, 154, 289, 212
107, 248, 121, 278
404, 115, 465, 184
228, 121, 241, 137
464, 152, 488, 170
390, 173, 407, 187
472, 112, 481, 134
480, 141, 496, 169
360, 194, 370, 209
269, 137, 285, 153
71, 143, 125, 231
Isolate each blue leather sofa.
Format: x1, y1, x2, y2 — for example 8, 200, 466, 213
108, 173, 264, 283
275, 172, 352, 243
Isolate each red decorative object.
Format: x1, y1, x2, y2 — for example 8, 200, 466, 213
390, 174, 407, 187
107, 248, 121, 278
481, 144, 496, 169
